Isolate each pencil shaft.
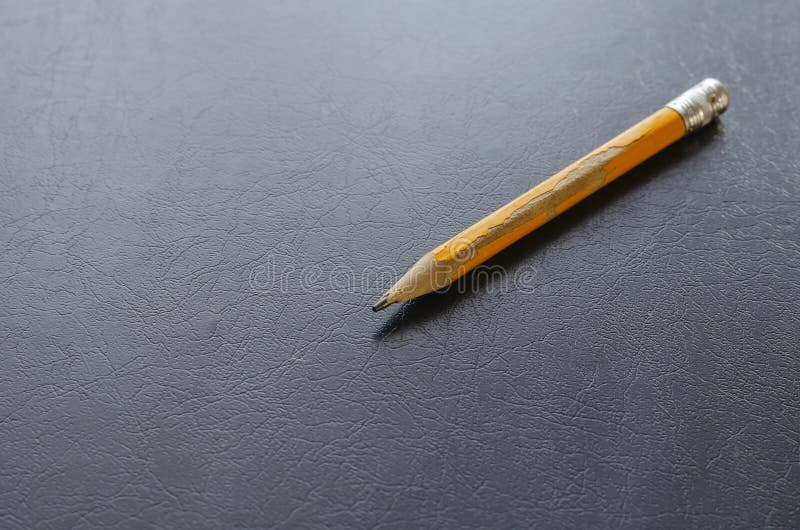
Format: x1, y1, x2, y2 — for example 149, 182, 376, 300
432, 107, 686, 277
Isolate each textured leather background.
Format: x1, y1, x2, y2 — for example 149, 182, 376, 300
2, 0, 799, 528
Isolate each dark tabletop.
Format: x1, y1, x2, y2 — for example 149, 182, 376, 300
2, 0, 799, 528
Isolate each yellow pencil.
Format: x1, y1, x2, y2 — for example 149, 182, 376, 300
373, 78, 729, 311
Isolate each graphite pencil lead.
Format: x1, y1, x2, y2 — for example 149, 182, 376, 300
372, 296, 393, 312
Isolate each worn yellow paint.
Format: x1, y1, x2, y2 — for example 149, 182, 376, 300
430, 107, 686, 279
554, 187, 594, 215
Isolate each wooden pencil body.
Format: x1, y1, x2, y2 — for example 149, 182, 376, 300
432, 107, 686, 279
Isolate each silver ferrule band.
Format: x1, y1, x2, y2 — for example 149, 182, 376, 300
665, 78, 730, 134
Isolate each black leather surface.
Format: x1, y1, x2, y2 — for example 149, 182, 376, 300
2, 1, 799, 528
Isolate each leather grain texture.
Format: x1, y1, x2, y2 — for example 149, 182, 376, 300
1, 0, 798, 528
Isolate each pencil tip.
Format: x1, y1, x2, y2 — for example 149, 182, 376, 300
372, 296, 393, 312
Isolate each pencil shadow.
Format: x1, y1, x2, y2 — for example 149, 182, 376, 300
373, 121, 724, 339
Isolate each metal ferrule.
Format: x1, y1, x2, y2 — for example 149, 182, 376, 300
665, 78, 730, 134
